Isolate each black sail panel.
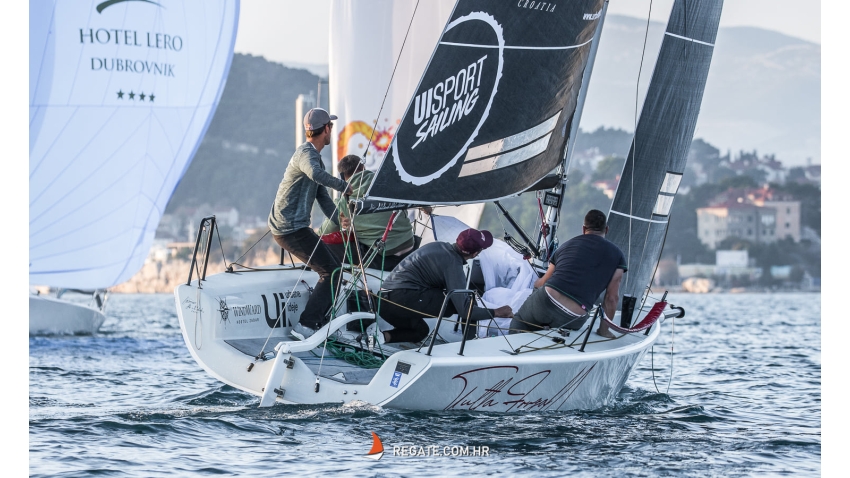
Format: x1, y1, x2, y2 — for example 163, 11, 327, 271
366, 0, 605, 205
606, 0, 723, 302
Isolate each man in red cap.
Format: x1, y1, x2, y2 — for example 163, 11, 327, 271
268, 108, 352, 340
375, 228, 513, 344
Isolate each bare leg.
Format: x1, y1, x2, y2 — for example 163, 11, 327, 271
596, 320, 617, 339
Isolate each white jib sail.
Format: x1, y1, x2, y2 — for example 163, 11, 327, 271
328, 0, 484, 227
29, 0, 240, 289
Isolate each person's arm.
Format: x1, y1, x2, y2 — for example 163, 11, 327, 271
315, 185, 340, 225
300, 150, 350, 193
534, 263, 555, 289
602, 268, 624, 320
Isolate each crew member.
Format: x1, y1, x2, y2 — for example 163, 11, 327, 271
319, 154, 416, 269
510, 209, 626, 338
268, 108, 352, 340
377, 228, 513, 344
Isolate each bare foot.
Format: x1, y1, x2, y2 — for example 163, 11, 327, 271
596, 324, 616, 339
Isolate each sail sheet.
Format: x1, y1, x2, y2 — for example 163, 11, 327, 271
365, 0, 605, 205
29, 0, 239, 289
606, 0, 723, 301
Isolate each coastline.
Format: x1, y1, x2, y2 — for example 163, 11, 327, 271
107, 253, 821, 295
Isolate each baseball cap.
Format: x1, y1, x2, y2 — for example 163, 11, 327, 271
303, 108, 338, 130
456, 228, 494, 255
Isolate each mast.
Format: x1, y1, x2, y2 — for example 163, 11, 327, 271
531, 0, 609, 275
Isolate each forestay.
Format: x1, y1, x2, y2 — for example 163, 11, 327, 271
606, 0, 723, 301
29, 0, 239, 289
365, 0, 606, 205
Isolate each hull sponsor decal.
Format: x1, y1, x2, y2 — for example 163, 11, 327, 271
390, 371, 403, 388
444, 363, 597, 411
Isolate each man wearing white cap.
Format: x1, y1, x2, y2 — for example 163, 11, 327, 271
268, 108, 352, 340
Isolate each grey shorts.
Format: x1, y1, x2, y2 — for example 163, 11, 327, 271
509, 287, 589, 333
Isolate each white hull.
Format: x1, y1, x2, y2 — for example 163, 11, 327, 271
175, 266, 662, 412
30, 294, 107, 336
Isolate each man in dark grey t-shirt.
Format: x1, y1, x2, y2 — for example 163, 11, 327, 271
510, 210, 627, 338
377, 228, 513, 344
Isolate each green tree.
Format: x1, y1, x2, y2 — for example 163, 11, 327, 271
590, 156, 626, 183
574, 126, 633, 157
717, 175, 758, 190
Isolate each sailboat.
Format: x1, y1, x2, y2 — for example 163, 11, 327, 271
29, 0, 240, 335
174, 0, 722, 411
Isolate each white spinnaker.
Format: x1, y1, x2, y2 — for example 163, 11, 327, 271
29, 0, 239, 289
329, 0, 484, 227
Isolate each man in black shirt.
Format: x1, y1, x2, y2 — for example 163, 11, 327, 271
377, 228, 513, 344
510, 210, 627, 338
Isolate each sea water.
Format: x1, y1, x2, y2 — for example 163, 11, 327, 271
29, 292, 821, 477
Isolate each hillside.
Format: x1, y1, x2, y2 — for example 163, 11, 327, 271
581, 14, 820, 165
166, 15, 820, 219
165, 54, 328, 220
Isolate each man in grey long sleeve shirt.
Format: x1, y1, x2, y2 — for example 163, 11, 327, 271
268, 108, 351, 340
377, 228, 513, 343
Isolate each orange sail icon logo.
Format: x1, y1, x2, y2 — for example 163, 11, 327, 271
365, 431, 384, 460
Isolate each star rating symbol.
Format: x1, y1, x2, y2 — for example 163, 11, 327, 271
117, 90, 156, 102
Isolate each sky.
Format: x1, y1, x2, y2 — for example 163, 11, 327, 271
234, 0, 821, 67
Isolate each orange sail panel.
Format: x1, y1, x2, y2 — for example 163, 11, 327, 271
367, 432, 384, 456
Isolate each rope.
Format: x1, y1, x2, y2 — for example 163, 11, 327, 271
601, 300, 666, 334
313, 337, 385, 368
193, 284, 203, 350
536, 196, 549, 261
651, 312, 676, 394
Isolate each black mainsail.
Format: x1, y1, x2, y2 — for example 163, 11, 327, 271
606, 0, 723, 302
365, 0, 606, 206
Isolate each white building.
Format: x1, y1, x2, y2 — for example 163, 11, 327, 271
697, 201, 778, 249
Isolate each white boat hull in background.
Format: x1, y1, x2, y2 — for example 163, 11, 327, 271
30, 295, 106, 336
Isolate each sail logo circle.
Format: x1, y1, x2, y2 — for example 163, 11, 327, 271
392, 11, 504, 185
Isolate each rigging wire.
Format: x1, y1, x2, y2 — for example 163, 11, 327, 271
256, 0, 425, 369
245, 56, 430, 354
231, 230, 270, 267
359, 0, 422, 163
625, 0, 654, 293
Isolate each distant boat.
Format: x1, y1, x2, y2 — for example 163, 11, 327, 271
174, 0, 722, 411
681, 277, 715, 293
365, 432, 384, 460
29, 0, 239, 334
29, 288, 108, 336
